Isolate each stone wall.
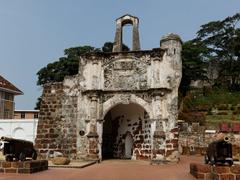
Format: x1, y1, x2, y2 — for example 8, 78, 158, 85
152, 127, 179, 162
0, 160, 48, 174
179, 123, 240, 156
36, 15, 182, 162
35, 82, 78, 159
190, 163, 240, 179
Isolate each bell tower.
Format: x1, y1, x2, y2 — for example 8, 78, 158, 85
112, 14, 141, 52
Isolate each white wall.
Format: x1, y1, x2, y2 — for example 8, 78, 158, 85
0, 119, 38, 143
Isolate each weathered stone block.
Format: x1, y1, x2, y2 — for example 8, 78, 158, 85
11, 162, 23, 168
5, 168, 17, 173
2, 162, 11, 168
231, 165, 240, 174
51, 157, 70, 165
213, 166, 230, 174
190, 163, 211, 173
219, 174, 234, 180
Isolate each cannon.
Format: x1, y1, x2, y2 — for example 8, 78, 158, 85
204, 137, 233, 166
0, 136, 37, 161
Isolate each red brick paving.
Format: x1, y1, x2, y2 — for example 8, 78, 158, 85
0, 155, 202, 180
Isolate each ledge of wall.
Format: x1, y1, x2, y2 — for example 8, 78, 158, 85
0, 160, 48, 173
190, 163, 240, 179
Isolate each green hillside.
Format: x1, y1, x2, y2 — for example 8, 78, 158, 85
179, 88, 240, 126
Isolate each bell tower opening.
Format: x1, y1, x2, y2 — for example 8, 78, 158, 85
122, 24, 133, 51
101, 103, 151, 160
112, 14, 141, 52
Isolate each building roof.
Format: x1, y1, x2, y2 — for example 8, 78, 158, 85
15, 110, 39, 113
0, 75, 23, 95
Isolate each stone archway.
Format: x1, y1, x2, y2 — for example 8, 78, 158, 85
101, 103, 152, 160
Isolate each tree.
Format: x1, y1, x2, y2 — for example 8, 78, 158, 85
180, 40, 208, 96
196, 13, 240, 90
37, 43, 130, 86
37, 46, 99, 85
36, 43, 129, 109
102, 42, 130, 52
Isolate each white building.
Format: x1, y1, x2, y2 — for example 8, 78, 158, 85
0, 119, 38, 143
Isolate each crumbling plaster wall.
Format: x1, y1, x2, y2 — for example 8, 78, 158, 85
75, 34, 182, 161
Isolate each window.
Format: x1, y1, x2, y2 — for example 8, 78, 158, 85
4, 109, 9, 119
21, 112, 25, 119
4, 93, 13, 101
34, 113, 38, 119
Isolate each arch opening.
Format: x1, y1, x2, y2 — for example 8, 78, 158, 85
122, 24, 133, 51
13, 127, 25, 139
101, 103, 152, 160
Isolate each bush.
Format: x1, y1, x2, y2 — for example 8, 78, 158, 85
217, 104, 229, 110
191, 89, 240, 106
178, 112, 206, 125
195, 104, 211, 111
217, 111, 228, 115
233, 110, 240, 115
206, 109, 213, 115
230, 106, 236, 111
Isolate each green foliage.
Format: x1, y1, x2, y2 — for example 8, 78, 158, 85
180, 40, 208, 95
37, 43, 130, 86
102, 42, 130, 52
35, 43, 130, 108
191, 88, 240, 107
178, 111, 206, 125
35, 96, 42, 110
196, 13, 240, 90
37, 46, 99, 85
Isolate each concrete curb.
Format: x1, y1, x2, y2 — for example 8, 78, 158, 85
48, 161, 97, 169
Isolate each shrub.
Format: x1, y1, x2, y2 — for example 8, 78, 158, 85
178, 112, 206, 125
233, 111, 238, 115
217, 104, 229, 110
195, 104, 211, 111
233, 110, 240, 115
206, 109, 213, 115
217, 111, 228, 115
230, 106, 235, 111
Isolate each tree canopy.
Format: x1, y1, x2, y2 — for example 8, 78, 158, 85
196, 13, 240, 90
37, 42, 130, 86
180, 40, 208, 95
102, 42, 130, 52
37, 46, 99, 85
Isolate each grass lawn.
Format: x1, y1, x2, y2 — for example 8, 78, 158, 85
206, 113, 240, 126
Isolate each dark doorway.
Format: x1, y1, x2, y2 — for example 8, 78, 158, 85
102, 103, 150, 160
102, 111, 119, 159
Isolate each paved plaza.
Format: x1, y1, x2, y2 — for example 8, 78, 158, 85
0, 155, 202, 180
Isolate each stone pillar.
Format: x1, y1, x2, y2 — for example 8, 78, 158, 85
86, 94, 99, 160
132, 19, 140, 51
152, 119, 166, 161
96, 119, 104, 161
112, 22, 122, 52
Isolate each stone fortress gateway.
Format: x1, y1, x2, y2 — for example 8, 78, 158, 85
36, 14, 182, 162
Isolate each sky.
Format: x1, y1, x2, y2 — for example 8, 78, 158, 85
0, 0, 239, 109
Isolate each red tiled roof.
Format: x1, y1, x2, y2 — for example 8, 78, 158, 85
0, 75, 23, 95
